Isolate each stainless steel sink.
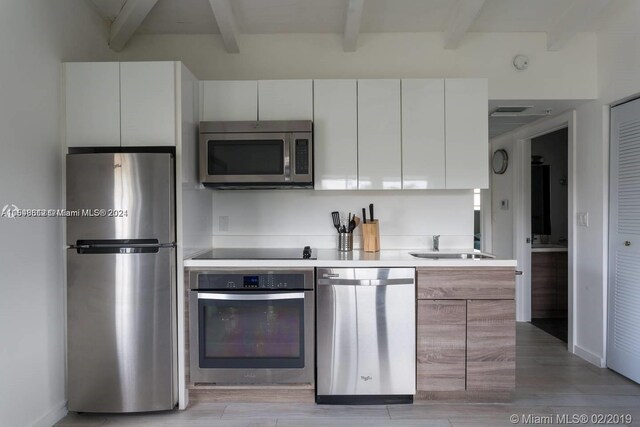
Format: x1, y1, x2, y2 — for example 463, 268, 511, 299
409, 252, 495, 260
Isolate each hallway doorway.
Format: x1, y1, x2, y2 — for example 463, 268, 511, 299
529, 128, 569, 343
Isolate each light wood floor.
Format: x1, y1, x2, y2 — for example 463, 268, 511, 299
56, 323, 640, 427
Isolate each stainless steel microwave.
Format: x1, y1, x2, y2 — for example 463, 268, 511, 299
199, 121, 313, 189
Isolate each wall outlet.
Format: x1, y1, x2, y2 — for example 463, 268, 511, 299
500, 199, 509, 210
218, 215, 229, 232
577, 212, 589, 227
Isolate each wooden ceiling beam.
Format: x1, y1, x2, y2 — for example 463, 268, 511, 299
343, 0, 365, 52
443, 0, 485, 50
547, 0, 611, 51
109, 0, 159, 52
208, 0, 240, 53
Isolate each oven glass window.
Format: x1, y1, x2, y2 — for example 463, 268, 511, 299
208, 140, 284, 175
198, 296, 304, 368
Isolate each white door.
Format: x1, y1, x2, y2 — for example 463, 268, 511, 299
608, 99, 640, 383
357, 79, 402, 190
445, 79, 489, 189
313, 80, 358, 190
120, 62, 176, 147
64, 62, 121, 147
258, 80, 313, 120
201, 81, 258, 121
401, 79, 446, 189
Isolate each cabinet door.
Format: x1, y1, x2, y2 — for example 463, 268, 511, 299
258, 80, 313, 120
445, 79, 488, 189
313, 80, 358, 190
401, 79, 446, 189
531, 252, 557, 318
357, 80, 402, 190
121, 62, 176, 147
467, 300, 515, 391
201, 80, 258, 121
64, 62, 120, 147
417, 300, 466, 391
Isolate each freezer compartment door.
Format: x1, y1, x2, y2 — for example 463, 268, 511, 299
66, 152, 174, 244
316, 276, 416, 396
67, 248, 176, 413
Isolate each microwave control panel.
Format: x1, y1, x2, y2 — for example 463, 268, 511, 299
295, 139, 309, 175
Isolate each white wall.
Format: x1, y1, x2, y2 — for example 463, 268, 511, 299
0, 1, 114, 426
210, 190, 474, 250
571, 0, 640, 366
489, 0, 640, 367
490, 134, 516, 259
118, 32, 598, 101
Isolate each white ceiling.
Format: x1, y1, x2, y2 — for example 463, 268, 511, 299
89, 0, 613, 35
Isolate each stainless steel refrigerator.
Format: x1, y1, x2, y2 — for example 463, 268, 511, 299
66, 152, 177, 413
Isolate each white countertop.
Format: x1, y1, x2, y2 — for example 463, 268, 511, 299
184, 248, 517, 268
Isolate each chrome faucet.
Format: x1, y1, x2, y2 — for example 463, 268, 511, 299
433, 235, 440, 252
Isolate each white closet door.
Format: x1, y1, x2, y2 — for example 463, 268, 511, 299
608, 98, 640, 384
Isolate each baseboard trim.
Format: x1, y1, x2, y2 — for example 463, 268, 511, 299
30, 400, 67, 427
574, 344, 605, 368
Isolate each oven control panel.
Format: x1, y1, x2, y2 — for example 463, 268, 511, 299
197, 272, 310, 290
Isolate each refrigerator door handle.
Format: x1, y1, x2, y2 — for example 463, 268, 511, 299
69, 239, 176, 254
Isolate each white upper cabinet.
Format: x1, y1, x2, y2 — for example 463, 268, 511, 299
357, 80, 402, 190
202, 80, 258, 121
64, 62, 120, 147
313, 80, 358, 190
120, 62, 176, 147
401, 79, 446, 190
445, 78, 489, 189
258, 80, 313, 120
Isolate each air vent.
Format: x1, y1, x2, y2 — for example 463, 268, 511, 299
490, 106, 552, 118
494, 106, 532, 113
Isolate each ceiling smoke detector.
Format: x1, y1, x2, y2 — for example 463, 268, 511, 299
513, 55, 529, 71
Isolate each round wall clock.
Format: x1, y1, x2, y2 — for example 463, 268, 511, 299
492, 149, 509, 174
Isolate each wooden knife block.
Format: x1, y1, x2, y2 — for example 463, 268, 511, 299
362, 220, 380, 252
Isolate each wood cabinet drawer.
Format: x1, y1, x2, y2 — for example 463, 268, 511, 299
417, 268, 515, 300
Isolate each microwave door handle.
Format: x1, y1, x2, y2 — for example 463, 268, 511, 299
283, 135, 291, 182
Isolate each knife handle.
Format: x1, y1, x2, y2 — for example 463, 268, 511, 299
362, 208, 367, 224
369, 203, 374, 222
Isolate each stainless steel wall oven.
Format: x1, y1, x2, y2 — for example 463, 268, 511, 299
189, 268, 314, 385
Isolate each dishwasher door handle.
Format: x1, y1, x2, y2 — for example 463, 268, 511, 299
317, 278, 415, 286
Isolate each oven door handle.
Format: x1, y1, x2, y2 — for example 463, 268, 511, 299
197, 292, 305, 301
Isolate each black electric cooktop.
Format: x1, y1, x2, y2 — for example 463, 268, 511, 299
193, 247, 316, 260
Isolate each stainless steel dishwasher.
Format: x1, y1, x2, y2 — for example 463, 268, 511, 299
316, 268, 416, 404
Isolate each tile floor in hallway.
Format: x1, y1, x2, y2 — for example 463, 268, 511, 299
56, 323, 640, 426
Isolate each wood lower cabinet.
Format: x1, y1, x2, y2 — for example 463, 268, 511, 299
532, 251, 568, 318
416, 268, 516, 394
417, 300, 466, 391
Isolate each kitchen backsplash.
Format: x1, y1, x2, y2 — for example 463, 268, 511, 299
210, 190, 474, 250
